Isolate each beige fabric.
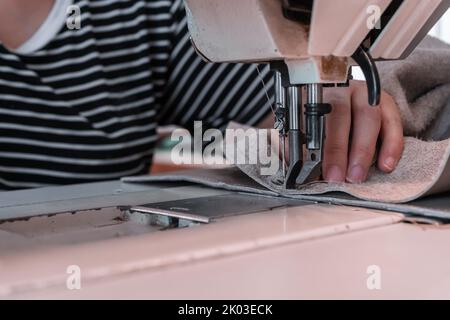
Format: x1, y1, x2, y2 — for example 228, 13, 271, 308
378, 37, 450, 138
230, 126, 450, 203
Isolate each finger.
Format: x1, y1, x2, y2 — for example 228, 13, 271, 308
347, 81, 381, 183
322, 87, 352, 182
377, 92, 404, 172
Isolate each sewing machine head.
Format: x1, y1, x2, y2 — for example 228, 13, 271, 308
183, 0, 450, 188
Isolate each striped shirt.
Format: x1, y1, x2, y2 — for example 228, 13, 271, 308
0, 0, 273, 190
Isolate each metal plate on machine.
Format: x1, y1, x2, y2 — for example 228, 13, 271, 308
127, 193, 312, 224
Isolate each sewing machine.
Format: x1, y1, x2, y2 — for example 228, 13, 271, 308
2, 0, 450, 300
184, 0, 450, 188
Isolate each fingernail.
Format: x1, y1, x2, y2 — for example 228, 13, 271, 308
326, 165, 344, 182
347, 165, 366, 183
384, 157, 397, 171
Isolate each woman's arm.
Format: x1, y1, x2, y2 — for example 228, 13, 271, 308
321, 81, 403, 183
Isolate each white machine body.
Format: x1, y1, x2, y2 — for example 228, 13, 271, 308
184, 0, 450, 85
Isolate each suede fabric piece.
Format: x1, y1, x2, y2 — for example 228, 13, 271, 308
231, 130, 450, 203
124, 130, 450, 204
378, 36, 450, 139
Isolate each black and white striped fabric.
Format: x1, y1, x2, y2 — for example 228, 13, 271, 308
0, 0, 273, 190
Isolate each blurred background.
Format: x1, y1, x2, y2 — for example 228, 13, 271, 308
430, 8, 450, 43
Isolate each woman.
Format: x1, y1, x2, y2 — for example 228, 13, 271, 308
0, 0, 404, 189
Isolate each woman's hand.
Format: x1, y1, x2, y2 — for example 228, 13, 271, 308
322, 80, 404, 183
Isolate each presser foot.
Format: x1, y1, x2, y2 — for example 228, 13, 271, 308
283, 149, 323, 189
284, 159, 302, 189
295, 147, 323, 185
295, 160, 322, 185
